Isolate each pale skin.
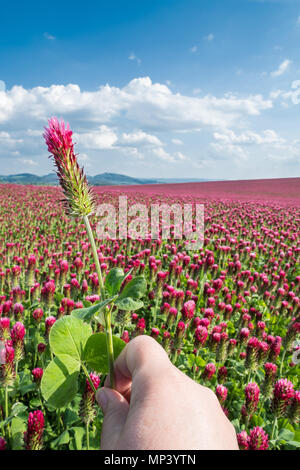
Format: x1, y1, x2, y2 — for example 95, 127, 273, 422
96, 335, 239, 450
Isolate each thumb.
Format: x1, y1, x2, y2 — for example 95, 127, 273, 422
96, 387, 129, 450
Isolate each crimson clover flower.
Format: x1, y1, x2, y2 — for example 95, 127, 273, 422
248, 426, 269, 450
0, 437, 6, 451
272, 378, 294, 418
80, 372, 101, 425
43, 117, 96, 217
24, 410, 45, 450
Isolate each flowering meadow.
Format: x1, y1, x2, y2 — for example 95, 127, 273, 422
0, 179, 299, 451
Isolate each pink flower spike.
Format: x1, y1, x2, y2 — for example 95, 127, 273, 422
0, 437, 6, 451
43, 117, 96, 217
24, 410, 44, 450
248, 426, 269, 450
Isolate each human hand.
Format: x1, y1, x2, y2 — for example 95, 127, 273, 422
96, 335, 238, 450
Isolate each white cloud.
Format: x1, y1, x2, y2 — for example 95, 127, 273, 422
78, 153, 89, 161
264, 139, 300, 164
271, 59, 292, 77
0, 77, 281, 176
297, 15, 300, 24
211, 142, 248, 161
204, 33, 214, 41
0, 77, 272, 131
0, 80, 5, 92
174, 151, 188, 161
171, 138, 183, 145
210, 127, 300, 169
119, 147, 144, 160
19, 158, 37, 166
193, 88, 202, 95
74, 125, 118, 149
128, 52, 141, 65
0, 131, 23, 146
26, 129, 42, 137
120, 130, 162, 147
151, 148, 189, 163
269, 89, 283, 100
44, 33, 56, 40
152, 147, 175, 162
189, 45, 198, 53
73, 127, 166, 164
273, 80, 300, 105
213, 128, 285, 145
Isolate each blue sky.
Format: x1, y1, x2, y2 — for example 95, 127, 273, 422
0, 0, 300, 179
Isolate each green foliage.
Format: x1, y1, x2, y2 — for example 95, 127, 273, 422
41, 316, 126, 408
115, 297, 144, 311
105, 267, 128, 296
72, 298, 116, 322
49, 316, 92, 362
41, 355, 80, 408
50, 430, 70, 449
84, 333, 126, 374
118, 275, 147, 300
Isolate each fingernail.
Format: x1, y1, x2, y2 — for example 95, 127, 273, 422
96, 388, 108, 413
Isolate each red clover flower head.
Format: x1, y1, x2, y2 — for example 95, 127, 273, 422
217, 366, 228, 383
121, 330, 130, 343
181, 300, 196, 320
0, 437, 6, 450
32, 368, 44, 385
32, 308, 44, 323
248, 426, 269, 450
11, 322, 26, 342
237, 430, 249, 450
245, 382, 260, 415
202, 363, 216, 380
216, 384, 228, 403
287, 390, 300, 425
150, 327, 160, 338
45, 316, 56, 337
24, 410, 44, 450
80, 372, 101, 425
194, 326, 208, 348
43, 117, 96, 217
272, 379, 294, 417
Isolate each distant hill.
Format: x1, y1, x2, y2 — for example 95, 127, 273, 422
0, 172, 210, 186
0, 173, 58, 185
91, 173, 158, 186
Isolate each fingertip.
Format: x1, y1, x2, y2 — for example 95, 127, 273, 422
96, 387, 109, 413
96, 386, 130, 413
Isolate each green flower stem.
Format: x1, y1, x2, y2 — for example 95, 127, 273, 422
171, 349, 178, 364
152, 296, 160, 326
4, 387, 9, 420
270, 416, 278, 442
257, 397, 266, 418
83, 215, 105, 299
83, 214, 115, 389
86, 422, 90, 450
246, 370, 252, 384
105, 305, 115, 389
279, 349, 286, 376
5, 387, 11, 441
81, 363, 97, 396
56, 410, 63, 433
38, 387, 46, 417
